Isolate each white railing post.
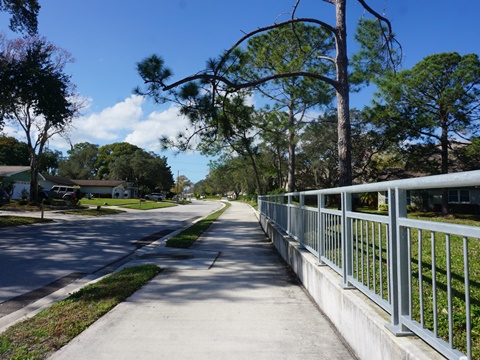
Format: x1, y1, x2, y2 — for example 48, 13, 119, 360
318, 193, 325, 265
287, 194, 292, 237
387, 187, 412, 335
341, 192, 354, 288
299, 193, 305, 247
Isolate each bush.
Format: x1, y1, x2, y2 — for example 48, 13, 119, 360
378, 204, 388, 212
407, 204, 419, 213
268, 188, 286, 195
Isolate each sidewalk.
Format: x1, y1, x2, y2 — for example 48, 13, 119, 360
49, 201, 356, 360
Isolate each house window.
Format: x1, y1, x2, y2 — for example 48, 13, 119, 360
448, 189, 470, 203
383, 190, 411, 205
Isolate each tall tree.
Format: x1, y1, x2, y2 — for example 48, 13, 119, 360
241, 23, 334, 192
95, 142, 142, 179
0, 134, 29, 165
136, 0, 399, 188
0, 0, 40, 35
38, 148, 62, 175
96, 143, 174, 193
371, 52, 480, 214
172, 174, 192, 196
58, 142, 99, 179
0, 36, 81, 200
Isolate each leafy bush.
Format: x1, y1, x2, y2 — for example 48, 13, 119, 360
407, 204, 419, 213
378, 204, 388, 212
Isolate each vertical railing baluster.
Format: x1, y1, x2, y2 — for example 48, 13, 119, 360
446, 234, 453, 348
318, 194, 325, 265
355, 219, 359, 281
366, 219, 370, 289
299, 193, 305, 247
342, 192, 352, 287
372, 221, 376, 294
379, 223, 383, 299
432, 232, 438, 337
463, 236, 472, 360
418, 229, 424, 328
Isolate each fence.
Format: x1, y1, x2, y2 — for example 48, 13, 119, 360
258, 170, 480, 360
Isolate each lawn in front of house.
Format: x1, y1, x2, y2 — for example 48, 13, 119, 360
80, 198, 177, 210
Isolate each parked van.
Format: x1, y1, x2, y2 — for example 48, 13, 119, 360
49, 185, 82, 201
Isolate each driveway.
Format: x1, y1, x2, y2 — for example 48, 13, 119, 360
0, 200, 222, 315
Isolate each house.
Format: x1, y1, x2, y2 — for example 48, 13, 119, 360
42, 174, 133, 199
0, 166, 47, 199
69, 179, 127, 199
377, 168, 480, 214
0, 166, 138, 200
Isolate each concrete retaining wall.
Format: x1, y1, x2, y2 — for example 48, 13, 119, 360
259, 214, 444, 360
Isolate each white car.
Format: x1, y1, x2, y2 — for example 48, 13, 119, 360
144, 193, 165, 201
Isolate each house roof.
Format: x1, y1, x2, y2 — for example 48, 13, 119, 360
71, 179, 126, 187
377, 168, 426, 182
42, 174, 126, 188
0, 165, 30, 177
42, 173, 76, 186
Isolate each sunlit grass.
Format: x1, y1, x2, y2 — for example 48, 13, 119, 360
81, 198, 177, 210
346, 214, 480, 359
0, 215, 52, 227
166, 202, 231, 248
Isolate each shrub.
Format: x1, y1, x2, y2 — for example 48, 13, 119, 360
407, 204, 419, 213
378, 204, 388, 212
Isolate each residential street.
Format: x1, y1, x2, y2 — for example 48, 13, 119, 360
0, 200, 222, 316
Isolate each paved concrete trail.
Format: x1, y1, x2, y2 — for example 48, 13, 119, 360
50, 202, 356, 360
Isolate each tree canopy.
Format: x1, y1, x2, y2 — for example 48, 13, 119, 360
0, 35, 80, 200
0, 0, 40, 34
370, 52, 480, 175
136, 0, 400, 189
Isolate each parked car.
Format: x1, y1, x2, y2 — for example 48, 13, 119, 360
144, 193, 165, 201
49, 185, 82, 201
0, 188, 10, 205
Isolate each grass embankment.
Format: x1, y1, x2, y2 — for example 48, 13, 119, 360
341, 210, 480, 358
0, 264, 160, 360
166, 201, 231, 248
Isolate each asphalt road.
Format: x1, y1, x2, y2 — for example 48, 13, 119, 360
0, 200, 222, 316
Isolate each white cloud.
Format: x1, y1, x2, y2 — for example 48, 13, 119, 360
124, 105, 190, 151
46, 95, 191, 153
75, 94, 144, 140
4, 95, 193, 155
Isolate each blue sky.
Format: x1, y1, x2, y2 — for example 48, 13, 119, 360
2, 1, 480, 183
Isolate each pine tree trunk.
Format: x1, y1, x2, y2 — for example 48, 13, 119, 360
335, 0, 352, 187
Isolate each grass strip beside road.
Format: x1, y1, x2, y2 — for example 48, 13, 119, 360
0, 216, 52, 227
166, 201, 231, 248
121, 201, 176, 210
0, 264, 161, 360
59, 207, 124, 216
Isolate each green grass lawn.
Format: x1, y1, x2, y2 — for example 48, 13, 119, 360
0, 216, 52, 227
166, 201, 231, 248
344, 211, 480, 358
59, 207, 125, 216
80, 198, 177, 210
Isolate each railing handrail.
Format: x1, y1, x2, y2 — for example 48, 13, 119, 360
272, 169, 480, 197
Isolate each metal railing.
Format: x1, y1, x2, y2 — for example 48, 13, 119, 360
258, 170, 480, 360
